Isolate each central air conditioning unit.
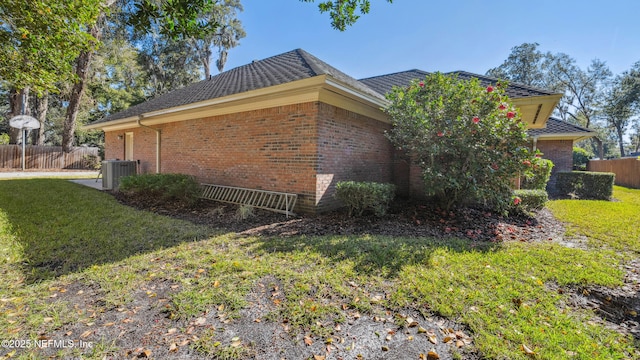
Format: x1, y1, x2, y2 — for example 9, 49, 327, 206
102, 160, 137, 190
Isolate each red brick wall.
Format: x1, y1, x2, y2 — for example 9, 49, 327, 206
104, 101, 395, 213
536, 139, 574, 191
316, 103, 395, 211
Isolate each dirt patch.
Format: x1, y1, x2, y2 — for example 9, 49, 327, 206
554, 258, 640, 341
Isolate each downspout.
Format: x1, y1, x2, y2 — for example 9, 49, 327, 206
532, 136, 538, 152
137, 115, 161, 173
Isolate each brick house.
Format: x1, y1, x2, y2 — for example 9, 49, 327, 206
85, 49, 589, 213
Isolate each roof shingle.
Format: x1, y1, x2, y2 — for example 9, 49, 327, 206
527, 117, 596, 137
95, 49, 384, 124
359, 70, 558, 98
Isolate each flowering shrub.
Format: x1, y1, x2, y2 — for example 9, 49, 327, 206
385, 73, 536, 213
521, 155, 554, 190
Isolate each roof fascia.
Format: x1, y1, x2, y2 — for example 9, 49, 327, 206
532, 132, 597, 142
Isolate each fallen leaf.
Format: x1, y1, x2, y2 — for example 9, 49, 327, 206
169, 343, 178, 352
381, 346, 389, 351
138, 349, 151, 358
313, 355, 325, 360
456, 340, 465, 348
218, 304, 225, 312
417, 326, 427, 334
194, 317, 206, 326
304, 336, 313, 346
443, 335, 454, 343
104, 322, 115, 327
428, 334, 438, 344
230, 337, 242, 347
521, 343, 536, 355
427, 349, 440, 360
43, 317, 54, 323
80, 330, 92, 338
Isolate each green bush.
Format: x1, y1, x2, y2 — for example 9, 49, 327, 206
573, 147, 592, 170
119, 173, 202, 206
0, 133, 9, 145
512, 189, 548, 213
556, 171, 615, 200
334, 181, 396, 217
521, 157, 554, 190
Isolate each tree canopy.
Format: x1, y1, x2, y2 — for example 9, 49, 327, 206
0, 0, 104, 95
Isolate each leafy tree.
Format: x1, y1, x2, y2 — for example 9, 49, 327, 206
0, 0, 103, 94
544, 55, 612, 129
486, 43, 547, 88
385, 73, 534, 212
601, 63, 640, 157
602, 75, 635, 157
301, 0, 393, 31
188, 0, 245, 77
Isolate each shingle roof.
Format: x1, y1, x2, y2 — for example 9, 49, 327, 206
358, 69, 430, 96
94, 49, 384, 124
359, 70, 558, 98
528, 117, 596, 137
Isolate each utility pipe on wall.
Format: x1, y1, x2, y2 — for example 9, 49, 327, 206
137, 115, 161, 173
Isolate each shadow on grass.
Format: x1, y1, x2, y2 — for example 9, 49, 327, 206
248, 233, 501, 278
0, 179, 217, 283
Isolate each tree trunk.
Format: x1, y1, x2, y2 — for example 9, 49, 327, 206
62, 24, 101, 153
8, 88, 30, 144
616, 126, 626, 158
33, 92, 48, 145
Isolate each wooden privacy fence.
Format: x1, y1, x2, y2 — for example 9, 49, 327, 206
0, 145, 100, 170
588, 158, 640, 189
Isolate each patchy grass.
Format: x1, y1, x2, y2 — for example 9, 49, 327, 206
547, 186, 640, 254
0, 180, 638, 359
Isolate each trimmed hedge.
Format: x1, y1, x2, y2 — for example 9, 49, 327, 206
513, 189, 548, 213
334, 181, 396, 217
119, 173, 202, 206
556, 171, 615, 200
521, 158, 554, 190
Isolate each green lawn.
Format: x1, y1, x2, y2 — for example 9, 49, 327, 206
0, 180, 638, 359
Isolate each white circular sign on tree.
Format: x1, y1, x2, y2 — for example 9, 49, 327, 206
9, 115, 40, 129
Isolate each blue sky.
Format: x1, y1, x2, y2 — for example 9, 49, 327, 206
223, 0, 640, 80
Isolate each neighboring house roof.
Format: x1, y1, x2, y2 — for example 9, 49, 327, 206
92, 48, 384, 125
528, 117, 597, 141
359, 70, 557, 99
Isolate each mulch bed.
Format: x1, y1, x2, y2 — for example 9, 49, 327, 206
111, 192, 565, 244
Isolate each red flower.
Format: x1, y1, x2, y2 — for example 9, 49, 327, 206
419, 81, 425, 87
535, 154, 542, 158
506, 111, 515, 119
513, 197, 521, 205
472, 117, 480, 124
523, 160, 531, 166
498, 103, 507, 110
491, 163, 499, 170
486, 85, 494, 93
437, 131, 444, 137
